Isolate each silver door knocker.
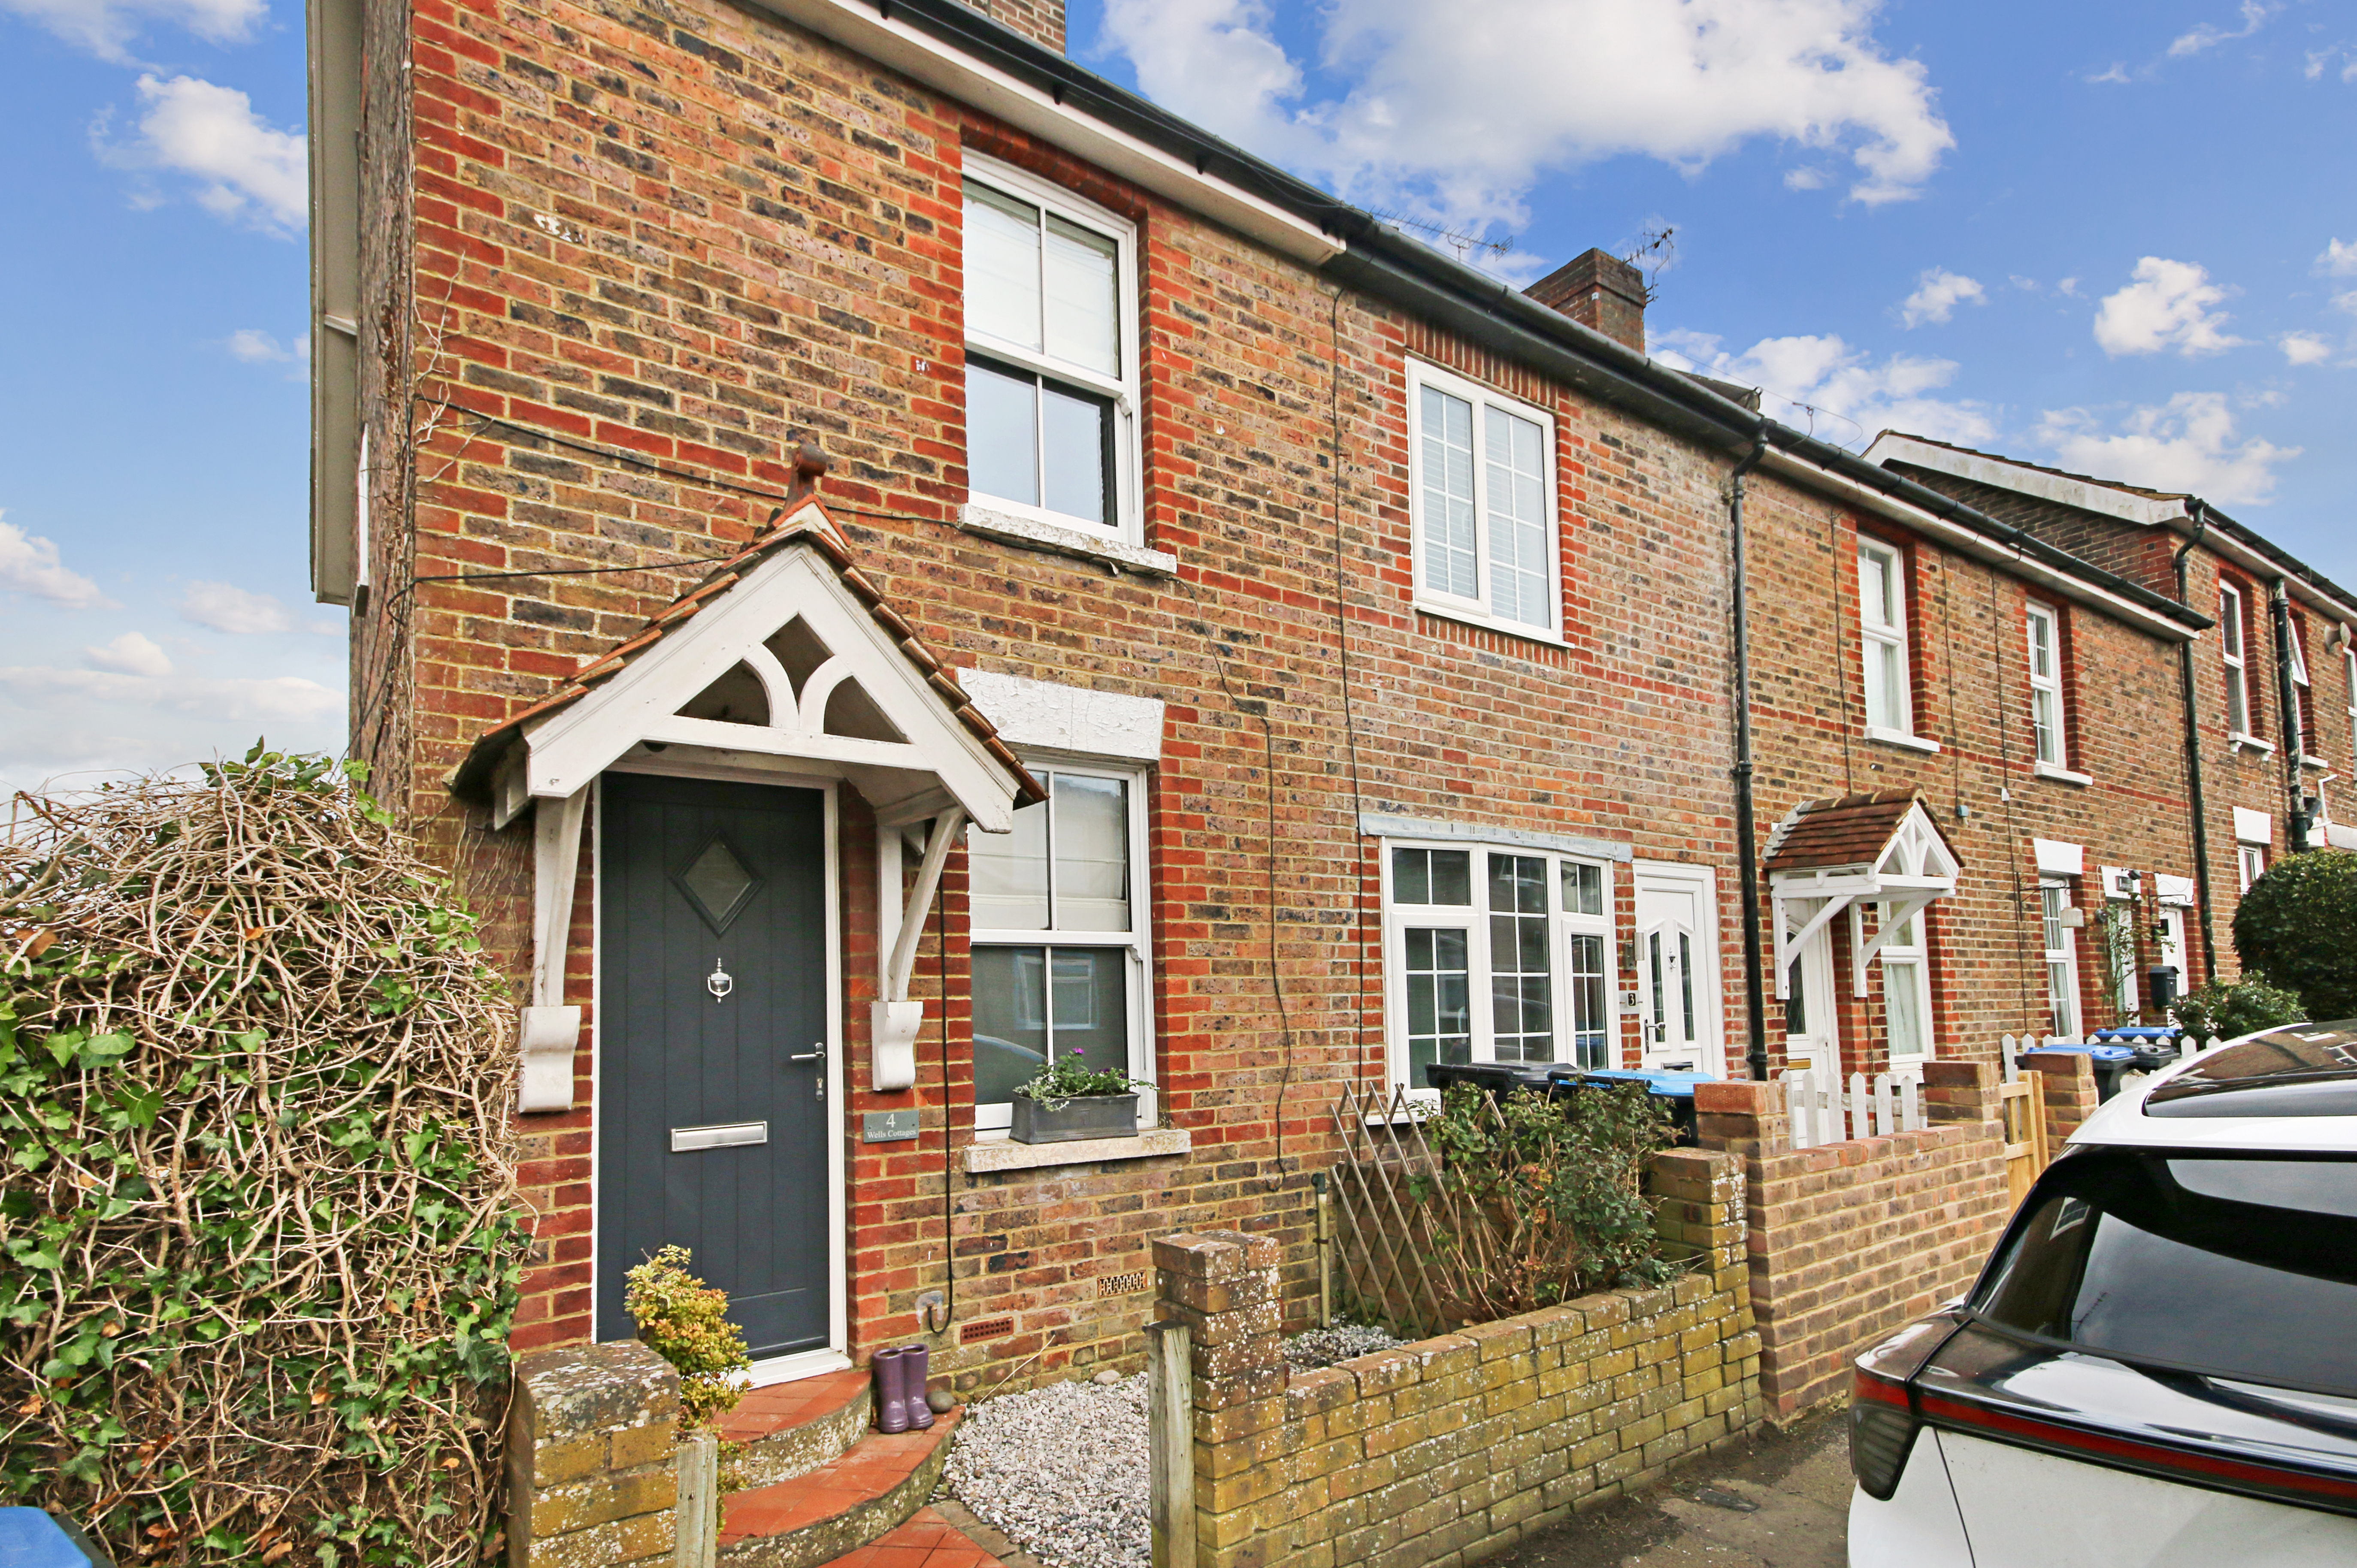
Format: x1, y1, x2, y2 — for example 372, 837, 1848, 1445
706, 957, 733, 1002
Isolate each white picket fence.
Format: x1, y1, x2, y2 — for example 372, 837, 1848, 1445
1780, 1069, 1924, 1148
1781, 1034, 2229, 1151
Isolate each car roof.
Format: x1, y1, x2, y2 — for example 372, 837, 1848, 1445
2072, 1020, 2357, 1154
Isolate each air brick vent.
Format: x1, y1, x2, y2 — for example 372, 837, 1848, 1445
958, 1315, 1017, 1345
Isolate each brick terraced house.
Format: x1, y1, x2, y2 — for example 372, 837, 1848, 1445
303, 0, 2320, 1433
1868, 435, 2357, 991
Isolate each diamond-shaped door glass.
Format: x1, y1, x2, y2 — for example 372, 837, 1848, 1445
674, 836, 763, 935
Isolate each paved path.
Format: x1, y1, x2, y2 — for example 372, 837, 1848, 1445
1486, 1414, 1851, 1568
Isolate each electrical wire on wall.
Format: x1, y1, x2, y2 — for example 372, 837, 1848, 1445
1325, 284, 1375, 1092
1174, 570, 1298, 1187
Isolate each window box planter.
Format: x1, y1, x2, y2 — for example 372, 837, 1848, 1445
1011, 1092, 1138, 1145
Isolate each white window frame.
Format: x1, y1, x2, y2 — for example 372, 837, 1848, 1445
960, 153, 1143, 545
1876, 903, 1935, 1067
2024, 600, 2080, 782
2237, 840, 2267, 894
1858, 537, 1934, 751
2039, 880, 2081, 1039
966, 760, 1153, 1132
2220, 581, 2255, 742
1380, 837, 1617, 1096
2288, 618, 2319, 766
2345, 646, 2356, 768
1404, 359, 1562, 642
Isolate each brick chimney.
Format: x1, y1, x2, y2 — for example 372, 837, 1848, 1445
1528, 248, 1647, 355
972, 0, 1065, 53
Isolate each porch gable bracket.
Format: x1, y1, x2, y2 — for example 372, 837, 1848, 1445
1763, 790, 1962, 1001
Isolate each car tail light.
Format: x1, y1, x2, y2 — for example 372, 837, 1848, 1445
1848, 1315, 1956, 1501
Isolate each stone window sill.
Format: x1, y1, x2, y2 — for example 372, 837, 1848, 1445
2300, 753, 2330, 770
957, 504, 1178, 578
1413, 600, 1570, 650
961, 1126, 1190, 1174
1863, 725, 1942, 755
2229, 731, 2275, 755
2033, 762, 2094, 787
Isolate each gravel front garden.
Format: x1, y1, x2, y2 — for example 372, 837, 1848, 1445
939, 1326, 1407, 1568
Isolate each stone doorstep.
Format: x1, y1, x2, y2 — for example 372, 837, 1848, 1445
816, 1505, 1008, 1568
720, 1369, 874, 1489
719, 1408, 964, 1568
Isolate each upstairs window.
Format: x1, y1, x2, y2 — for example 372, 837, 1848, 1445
1858, 539, 1915, 738
1407, 361, 1558, 638
2220, 582, 2252, 737
2345, 647, 2356, 766
2026, 602, 2067, 770
1383, 840, 1615, 1092
2288, 616, 2315, 761
962, 158, 1139, 541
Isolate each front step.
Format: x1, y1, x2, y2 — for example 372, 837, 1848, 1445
718, 1409, 963, 1568
718, 1369, 872, 1491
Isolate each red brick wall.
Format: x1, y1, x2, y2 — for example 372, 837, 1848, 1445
1695, 1069, 2011, 1421
361, 0, 1752, 1377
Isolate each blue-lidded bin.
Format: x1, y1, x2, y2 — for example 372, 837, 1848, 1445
0, 1508, 110, 1567
2018, 1041, 2139, 1102
2089, 1026, 2187, 1075
1546, 1066, 1716, 1145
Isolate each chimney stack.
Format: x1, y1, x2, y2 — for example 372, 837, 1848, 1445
1527, 249, 1647, 355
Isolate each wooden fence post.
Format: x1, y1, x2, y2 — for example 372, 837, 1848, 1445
1146, 1319, 1195, 1568
675, 1429, 719, 1568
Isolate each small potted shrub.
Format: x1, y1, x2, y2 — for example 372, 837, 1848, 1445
1010, 1048, 1138, 1144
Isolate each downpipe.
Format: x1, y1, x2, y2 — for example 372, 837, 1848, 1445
1727, 441, 1771, 1083
2173, 506, 2219, 985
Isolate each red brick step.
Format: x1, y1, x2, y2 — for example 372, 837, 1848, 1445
718, 1408, 962, 1568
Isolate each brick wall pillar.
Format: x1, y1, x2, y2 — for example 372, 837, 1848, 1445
1642, 1148, 1751, 1287
1150, 1230, 1286, 1568
1692, 1080, 1788, 1157
2023, 1053, 2100, 1148
505, 1341, 682, 1568
1920, 1060, 1999, 1127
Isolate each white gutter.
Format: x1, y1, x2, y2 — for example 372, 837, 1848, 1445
1868, 433, 2357, 628
754, 0, 1342, 268
1760, 448, 2202, 643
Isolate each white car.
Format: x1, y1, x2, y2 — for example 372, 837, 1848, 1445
1846, 1021, 2357, 1568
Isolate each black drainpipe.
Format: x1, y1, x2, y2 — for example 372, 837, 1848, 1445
1728, 441, 1771, 1082
2173, 507, 2218, 986
2270, 577, 2312, 853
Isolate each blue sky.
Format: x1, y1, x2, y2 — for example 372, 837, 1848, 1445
0, 0, 2351, 791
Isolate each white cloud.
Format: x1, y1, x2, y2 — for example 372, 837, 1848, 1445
84, 631, 174, 677
1653, 329, 1996, 448
2318, 239, 2357, 277
0, 665, 343, 793
1782, 167, 1828, 191
225, 327, 305, 362
2168, 1, 2272, 58
1096, 0, 1955, 232
2306, 45, 2357, 83
0, 515, 112, 608
2278, 331, 2335, 366
181, 580, 293, 634
2037, 392, 2296, 505
0, 0, 263, 64
98, 75, 306, 234
1897, 268, 1985, 328
2092, 257, 2243, 357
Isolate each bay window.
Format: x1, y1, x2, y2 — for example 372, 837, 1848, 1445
962, 158, 1139, 541
1384, 840, 1615, 1092
967, 765, 1150, 1130
1406, 361, 1559, 637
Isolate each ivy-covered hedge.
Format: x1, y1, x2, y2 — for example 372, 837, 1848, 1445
0, 750, 525, 1566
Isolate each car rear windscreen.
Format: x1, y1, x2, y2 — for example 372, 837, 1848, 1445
1973, 1150, 2357, 1396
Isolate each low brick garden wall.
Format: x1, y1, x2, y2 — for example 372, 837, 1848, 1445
1153, 1149, 1761, 1568
505, 1341, 685, 1568
1693, 1061, 2015, 1421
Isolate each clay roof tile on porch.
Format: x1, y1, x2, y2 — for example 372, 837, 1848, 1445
1763, 788, 1962, 875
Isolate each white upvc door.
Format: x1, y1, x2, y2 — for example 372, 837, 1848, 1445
1782, 903, 1841, 1079
1633, 861, 1723, 1074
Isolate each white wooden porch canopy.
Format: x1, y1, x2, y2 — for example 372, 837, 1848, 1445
449, 494, 1041, 1108
1763, 790, 1962, 1000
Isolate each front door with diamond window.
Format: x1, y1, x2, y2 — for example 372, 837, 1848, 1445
597, 773, 830, 1360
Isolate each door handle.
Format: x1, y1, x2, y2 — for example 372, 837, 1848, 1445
790, 1043, 824, 1061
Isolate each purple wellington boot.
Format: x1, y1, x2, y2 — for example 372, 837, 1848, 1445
872, 1345, 910, 1433
901, 1342, 934, 1429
